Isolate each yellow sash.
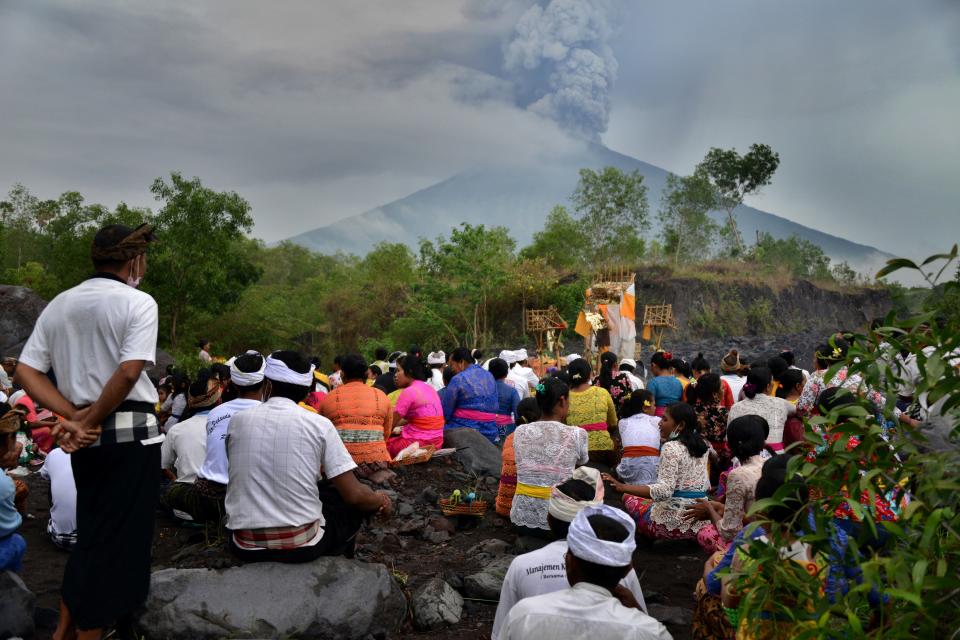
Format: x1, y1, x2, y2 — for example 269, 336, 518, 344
515, 482, 552, 500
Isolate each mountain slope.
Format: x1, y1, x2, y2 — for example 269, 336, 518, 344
288, 143, 892, 271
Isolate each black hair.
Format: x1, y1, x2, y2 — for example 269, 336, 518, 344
651, 351, 672, 371
375, 347, 388, 361
665, 402, 708, 458
726, 415, 768, 461
197, 339, 210, 349
778, 350, 796, 367
158, 382, 173, 395
767, 356, 788, 381
488, 358, 509, 380
267, 350, 312, 402
776, 369, 804, 398
597, 351, 618, 390
387, 351, 403, 364
211, 363, 230, 382
310, 356, 322, 369
755, 454, 807, 529
181, 369, 216, 421
369, 364, 382, 377
816, 386, 857, 415
692, 373, 721, 406
170, 373, 190, 395
471, 349, 483, 362
535, 376, 569, 415
450, 347, 474, 365
546, 479, 596, 539
516, 397, 542, 425
442, 365, 455, 386
814, 336, 850, 369
232, 353, 265, 393
620, 389, 654, 419
340, 354, 368, 381
552, 368, 572, 385
567, 359, 592, 385
743, 366, 772, 400
674, 358, 693, 379
573, 515, 632, 588
397, 354, 428, 382
691, 353, 711, 373
407, 345, 424, 362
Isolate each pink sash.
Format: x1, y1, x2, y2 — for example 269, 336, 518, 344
578, 421, 608, 432
454, 408, 497, 422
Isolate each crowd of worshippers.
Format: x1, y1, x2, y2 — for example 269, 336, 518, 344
0, 333, 935, 638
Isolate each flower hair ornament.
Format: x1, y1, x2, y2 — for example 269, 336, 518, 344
663, 351, 673, 360
535, 383, 546, 394
643, 400, 653, 407
742, 383, 757, 395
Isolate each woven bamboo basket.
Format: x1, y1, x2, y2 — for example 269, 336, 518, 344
390, 444, 436, 467
438, 498, 488, 517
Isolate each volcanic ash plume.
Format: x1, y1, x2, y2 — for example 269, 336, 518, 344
503, 0, 619, 141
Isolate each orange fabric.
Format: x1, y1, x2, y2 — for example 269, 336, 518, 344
622, 284, 636, 321
496, 433, 517, 517
320, 381, 392, 465
642, 324, 652, 341
574, 311, 591, 337
622, 445, 660, 458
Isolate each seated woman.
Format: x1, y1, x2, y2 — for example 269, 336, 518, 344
387, 354, 445, 458
0, 407, 26, 572
776, 368, 806, 448
604, 402, 710, 541
727, 366, 795, 451
690, 373, 732, 481
646, 352, 684, 416
489, 358, 521, 439
320, 354, 393, 482
496, 398, 542, 518
510, 378, 588, 536
685, 415, 769, 553
565, 359, 618, 466
303, 370, 331, 413
614, 391, 661, 485
441, 347, 500, 444
591, 351, 634, 415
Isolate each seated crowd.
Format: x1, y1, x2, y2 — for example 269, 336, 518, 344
0, 332, 936, 639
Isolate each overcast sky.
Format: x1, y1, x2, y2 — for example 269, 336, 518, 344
1, 1, 957, 259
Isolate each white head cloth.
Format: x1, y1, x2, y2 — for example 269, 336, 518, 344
515, 348, 529, 362
566, 504, 637, 567
427, 351, 446, 365
8, 390, 25, 405
499, 350, 519, 364
264, 355, 315, 386
230, 352, 266, 387
548, 467, 604, 523
0, 392, 7, 405
620, 358, 637, 369
564, 353, 581, 364
389, 352, 406, 370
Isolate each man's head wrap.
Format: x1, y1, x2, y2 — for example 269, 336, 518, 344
230, 353, 265, 387
188, 380, 222, 409
8, 390, 25, 406
91, 223, 156, 263
548, 467, 604, 523
499, 350, 520, 365
264, 355, 314, 386
620, 358, 637, 371
515, 348, 529, 362
427, 351, 446, 365
564, 353, 581, 364
0, 410, 21, 434
567, 504, 637, 568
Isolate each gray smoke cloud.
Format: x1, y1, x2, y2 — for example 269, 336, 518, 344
503, 0, 619, 141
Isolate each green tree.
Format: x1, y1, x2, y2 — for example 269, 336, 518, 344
657, 172, 719, 264
697, 143, 780, 256
147, 173, 261, 348
520, 205, 591, 271
571, 166, 649, 265
749, 232, 832, 280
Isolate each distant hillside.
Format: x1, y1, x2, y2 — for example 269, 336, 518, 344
289, 142, 892, 272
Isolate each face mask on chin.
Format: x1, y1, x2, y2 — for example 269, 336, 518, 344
126, 256, 142, 289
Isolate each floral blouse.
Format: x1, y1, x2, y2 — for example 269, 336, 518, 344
717, 454, 764, 541
591, 373, 634, 415
797, 367, 900, 424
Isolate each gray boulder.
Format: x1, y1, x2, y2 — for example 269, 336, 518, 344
0, 285, 46, 358
463, 554, 515, 600
411, 577, 463, 630
443, 427, 502, 477
136, 557, 406, 639
648, 603, 693, 627
0, 570, 36, 639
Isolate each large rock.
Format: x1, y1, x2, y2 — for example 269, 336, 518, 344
0, 285, 47, 357
463, 554, 515, 600
411, 577, 463, 630
136, 558, 406, 639
0, 570, 36, 639
443, 427, 502, 477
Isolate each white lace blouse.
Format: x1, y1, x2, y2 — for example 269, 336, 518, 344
510, 420, 589, 530
645, 440, 710, 534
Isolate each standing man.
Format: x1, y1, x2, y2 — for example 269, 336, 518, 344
17, 223, 160, 640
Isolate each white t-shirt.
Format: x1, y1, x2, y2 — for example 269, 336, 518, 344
720, 374, 745, 403
160, 412, 209, 484
225, 396, 357, 532
39, 448, 77, 535
623, 371, 645, 391
199, 350, 212, 363
198, 398, 261, 486
492, 540, 648, 640
504, 582, 671, 640
19, 277, 159, 406
506, 371, 531, 400
428, 368, 445, 392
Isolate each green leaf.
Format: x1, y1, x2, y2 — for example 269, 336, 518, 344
885, 588, 923, 607
876, 258, 920, 278
912, 559, 928, 588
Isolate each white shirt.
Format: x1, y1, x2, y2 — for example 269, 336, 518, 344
160, 412, 209, 484
513, 364, 540, 389
428, 368, 445, 392
225, 396, 357, 531
720, 374, 745, 403
492, 540, 647, 640
504, 582, 671, 640
506, 370, 531, 400
199, 350, 212, 364
39, 448, 77, 536
197, 398, 261, 485
19, 277, 159, 405
623, 371, 645, 391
